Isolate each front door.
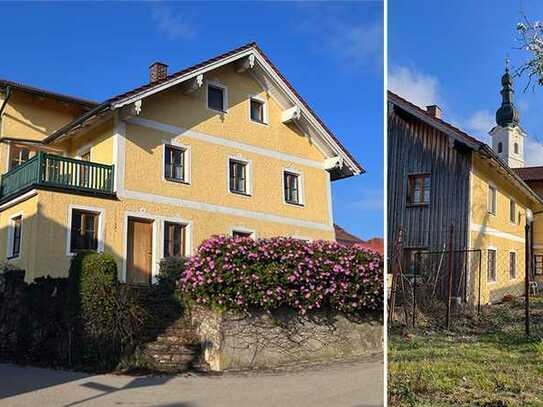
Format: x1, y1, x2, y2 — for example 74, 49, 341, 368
127, 217, 153, 285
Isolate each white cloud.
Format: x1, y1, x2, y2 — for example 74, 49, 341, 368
151, 3, 196, 40
347, 188, 384, 212
464, 109, 494, 144
326, 20, 383, 70
388, 66, 439, 108
525, 137, 543, 165
295, 5, 383, 72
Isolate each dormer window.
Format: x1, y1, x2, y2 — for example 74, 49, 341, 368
207, 83, 226, 112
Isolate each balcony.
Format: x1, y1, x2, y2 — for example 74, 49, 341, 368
0, 152, 115, 203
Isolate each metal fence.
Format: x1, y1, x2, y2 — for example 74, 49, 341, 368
388, 225, 538, 332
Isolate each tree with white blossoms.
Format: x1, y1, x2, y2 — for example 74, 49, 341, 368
516, 17, 543, 87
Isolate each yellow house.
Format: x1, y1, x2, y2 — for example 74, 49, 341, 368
0, 42, 363, 283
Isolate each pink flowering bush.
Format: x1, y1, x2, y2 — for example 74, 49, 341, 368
180, 236, 383, 316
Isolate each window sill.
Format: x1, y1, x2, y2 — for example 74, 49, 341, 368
165, 177, 190, 186
6, 255, 20, 261
285, 201, 304, 207
250, 119, 268, 126
207, 107, 228, 115
406, 203, 429, 208
230, 190, 252, 198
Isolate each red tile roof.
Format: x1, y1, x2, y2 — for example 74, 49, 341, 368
334, 224, 383, 255
514, 166, 543, 181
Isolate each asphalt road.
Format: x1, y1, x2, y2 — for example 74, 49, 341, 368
0, 356, 383, 407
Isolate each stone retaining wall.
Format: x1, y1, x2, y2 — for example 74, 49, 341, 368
191, 306, 382, 371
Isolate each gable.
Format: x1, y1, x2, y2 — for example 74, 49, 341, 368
133, 63, 326, 162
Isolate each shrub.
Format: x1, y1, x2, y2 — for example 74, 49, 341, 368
158, 256, 188, 293
180, 236, 383, 316
70, 252, 144, 370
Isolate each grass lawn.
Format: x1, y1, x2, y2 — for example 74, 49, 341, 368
388, 298, 543, 406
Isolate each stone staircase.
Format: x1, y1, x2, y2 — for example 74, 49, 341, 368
141, 316, 206, 373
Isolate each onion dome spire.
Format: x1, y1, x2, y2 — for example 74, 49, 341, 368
496, 58, 520, 127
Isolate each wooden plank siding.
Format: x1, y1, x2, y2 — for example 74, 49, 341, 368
387, 103, 471, 253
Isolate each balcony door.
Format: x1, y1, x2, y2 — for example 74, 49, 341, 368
126, 217, 153, 285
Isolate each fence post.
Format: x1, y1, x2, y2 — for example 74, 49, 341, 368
388, 227, 403, 323
446, 224, 454, 330
525, 222, 531, 337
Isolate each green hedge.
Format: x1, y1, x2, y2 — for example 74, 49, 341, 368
69, 252, 144, 370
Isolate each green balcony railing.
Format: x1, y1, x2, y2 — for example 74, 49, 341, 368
0, 152, 115, 201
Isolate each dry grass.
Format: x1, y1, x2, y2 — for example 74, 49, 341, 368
388, 298, 543, 406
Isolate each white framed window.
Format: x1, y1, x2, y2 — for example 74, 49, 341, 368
509, 251, 517, 280
66, 205, 105, 256
487, 248, 497, 283
6, 213, 23, 260
488, 184, 497, 215
163, 142, 191, 184
206, 81, 228, 113
9, 145, 34, 170
160, 217, 192, 260
228, 156, 252, 196
283, 168, 304, 206
230, 227, 256, 239
249, 95, 268, 124
509, 199, 517, 224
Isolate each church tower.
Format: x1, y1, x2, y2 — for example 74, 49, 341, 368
490, 63, 525, 168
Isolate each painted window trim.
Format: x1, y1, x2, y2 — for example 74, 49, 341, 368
487, 183, 497, 217
66, 205, 105, 256
227, 155, 253, 197
282, 167, 305, 207
205, 80, 229, 114
161, 217, 193, 258
509, 249, 518, 280
230, 226, 256, 239
509, 197, 517, 225
487, 247, 497, 284
248, 94, 268, 125
6, 212, 23, 260
162, 141, 192, 185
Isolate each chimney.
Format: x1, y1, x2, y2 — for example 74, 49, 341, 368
149, 62, 168, 83
426, 105, 442, 119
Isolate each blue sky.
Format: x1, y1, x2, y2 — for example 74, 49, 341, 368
0, 1, 383, 240
390, 0, 543, 164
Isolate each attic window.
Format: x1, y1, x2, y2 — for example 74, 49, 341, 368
207, 84, 226, 112
250, 98, 266, 123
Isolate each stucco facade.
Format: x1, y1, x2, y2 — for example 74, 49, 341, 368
0, 44, 359, 282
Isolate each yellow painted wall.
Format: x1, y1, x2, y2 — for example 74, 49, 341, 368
6, 190, 333, 282
140, 64, 325, 161
124, 124, 331, 225
57, 120, 114, 164
1, 91, 86, 141
469, 155, 535, 304
0, 194, 40, 279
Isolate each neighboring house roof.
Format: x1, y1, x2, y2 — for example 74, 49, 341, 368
43, 42, 363, 179
388, 90, 543, 208
515, 166, 543, 182
334, 224, 383, 255
0, 78, 98, 108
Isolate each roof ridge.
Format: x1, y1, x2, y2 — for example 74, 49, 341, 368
0, 78, 98, 107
